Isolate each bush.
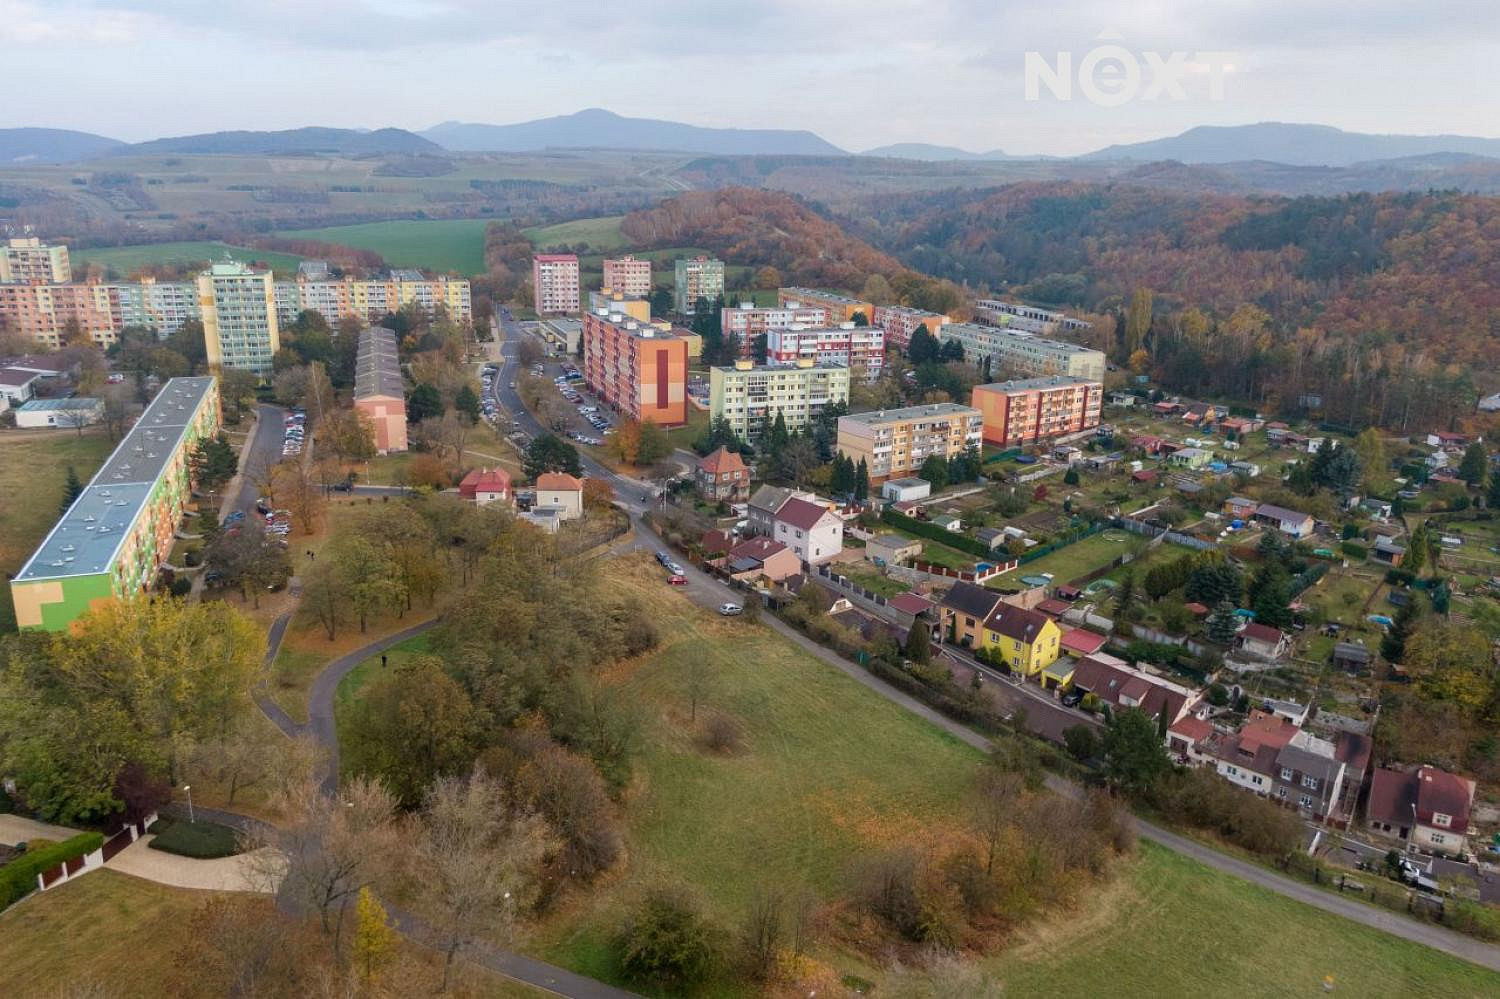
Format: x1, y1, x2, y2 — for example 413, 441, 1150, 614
148, 819, 239, 859
0, 832, 105, 908
619, 886, 722, 988
1339, 540, 1368, 560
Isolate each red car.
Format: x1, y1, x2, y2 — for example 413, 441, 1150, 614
667, 574, 687, 586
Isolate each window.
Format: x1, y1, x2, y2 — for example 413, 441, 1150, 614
1281, 768, 1294, 781
1302, 775, 1319, 790
1276, 788, 1288, 799
1252, 775, 1263, 786
1431, 832, 1447, 845
1432, 812, 1452, 828
1299, 794, 1314, 809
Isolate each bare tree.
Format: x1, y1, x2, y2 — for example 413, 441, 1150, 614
972, 769, 1025, 875
415, 771, 551, 992
271, 458, 325, 534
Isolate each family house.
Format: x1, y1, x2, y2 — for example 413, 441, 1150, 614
1068, 654, 1196, 728
1372, 535, 1406, 566
888, 592, 940, 639
1366, 765, 1477, 857
533, 472, 584, 521
1224, 496, 1259, 520
748, 485, 808, 536
773, 497, 843, 565
1167, 447, 1211, 470
722, 537, 801, 584
980, 604, 1061, 677
695, 446, 750, 503
938, 580, 1005, 647
1235, 622, 1290, 661
458, 467, 513, 507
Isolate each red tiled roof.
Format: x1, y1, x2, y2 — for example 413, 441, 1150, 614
775, 497, 832, 532
1239, 622, 1285, 644
1184, 602, 1209, 616
1131, 469, 1158, 482
1367, 768, 1417, 828
1169, 716, 1214, 743
536, 472, 583, 492
701, 529, 733, 554
459, 467, 511, 498
888, 592, 935, 616
697, 445, 747, 476
1060, 628, 1107, 656
1036, 598, 1071, 618
727, 537, 787, 563
1416, 766, 1475, 832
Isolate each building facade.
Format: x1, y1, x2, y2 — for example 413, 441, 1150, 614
773, 496, 843, 565
776, 288, 872, 324
602, 255, 652, 298
588, 290, 650, 322
674, 256, 724, 315
872, 304, 948, 351
973, 299, 1092, 334
938, 323, 1106, 382
836, 403, 983, 482
0, 236, 71, 284
764, 324, 884, 381
708, 359, 851, 441
198, 260, 280, 375
721, 302, 831, 354
582, 311, 689, 426
11, 377, 221, 631
0, 281, 119, 348
273, 273, 472, 326
532, 254, 580, 315
971, 375, 1102, 446
353, 326, 407, 454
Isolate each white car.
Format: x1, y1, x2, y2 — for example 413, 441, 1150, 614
718, 603, 743, 616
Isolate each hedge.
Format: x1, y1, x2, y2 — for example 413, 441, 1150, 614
0, 832, 104, 908
1339, 540, 1368, 559
148, 819, 239, 859
881, 508, 993, 559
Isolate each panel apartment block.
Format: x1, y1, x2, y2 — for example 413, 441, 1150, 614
582, 311, 689, 426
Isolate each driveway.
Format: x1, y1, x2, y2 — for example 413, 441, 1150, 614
108, 835, 276, 893
0, 814, 80, 844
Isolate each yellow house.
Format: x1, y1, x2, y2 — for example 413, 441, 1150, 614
981, 604, 1062, 677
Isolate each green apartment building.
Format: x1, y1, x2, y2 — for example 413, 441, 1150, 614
10, 376, 221, 631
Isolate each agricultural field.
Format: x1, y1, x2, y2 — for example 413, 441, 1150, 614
71, 240, 304, 277
986, 841, 1500, 998
276, 219, 491, 274
0, 431, 116, 632
524, 215, 627, 252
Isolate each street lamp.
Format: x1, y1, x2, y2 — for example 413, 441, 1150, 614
182, 784, 195, 825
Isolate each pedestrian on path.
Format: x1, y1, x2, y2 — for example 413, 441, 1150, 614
381, 653, 388, 668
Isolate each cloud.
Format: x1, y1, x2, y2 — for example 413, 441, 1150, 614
0, 0, 149, 44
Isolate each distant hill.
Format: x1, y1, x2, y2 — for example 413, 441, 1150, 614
121, 127, 440, 157
861, 143, 1012, 161
0, 128, 123, 164
423, 108, 845, 156
1082, 122, 1500, 167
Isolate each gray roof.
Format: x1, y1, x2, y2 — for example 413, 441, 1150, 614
0, 367, 40, 387
749, 484, 794, 514
354, 326, 403, 400
977, 374, 1098, 392
1275, 743, 1344, 785
1333, 642, 1372, 663
16, 376, 217, 583
840, 402, 979, 426
16, 397, 101, 411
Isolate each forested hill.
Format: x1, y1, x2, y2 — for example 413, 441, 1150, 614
849, 184, 1500, 428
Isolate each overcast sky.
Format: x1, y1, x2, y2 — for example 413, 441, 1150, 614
5, 0, 1498, 155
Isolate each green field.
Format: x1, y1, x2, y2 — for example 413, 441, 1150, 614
1001, 530, 1140, 588
527, 556, 985, 988
70, 241, 304, 277
276, 219, 491, 275
987, 840, 1500, 997
525, 216, 627, 252
0, 431, 116, 631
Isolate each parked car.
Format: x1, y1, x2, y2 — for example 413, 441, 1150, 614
667, 574, 688, 586
718, 602, 742, 616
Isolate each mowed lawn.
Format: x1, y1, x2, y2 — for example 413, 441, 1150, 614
0, 431, 116, 631
70, 240, 303, 276
987, 841, 1500, 997
277, 219, 490, 274
1001, 530, 1138, 587
529, 556, 986, 984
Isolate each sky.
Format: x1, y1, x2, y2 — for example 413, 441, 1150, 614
4, 0, 1499, 155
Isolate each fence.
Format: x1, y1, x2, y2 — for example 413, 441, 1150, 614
36, 812, 156, 893
1112, 516, 1218, 551
1017, 520, 1106, 565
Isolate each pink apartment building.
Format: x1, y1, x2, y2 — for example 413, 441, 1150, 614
721, 301, 831, 355
872, 304, 949, 351
532, 254, 580, 315
602, 255, 652, 298
763, 323, 885, 381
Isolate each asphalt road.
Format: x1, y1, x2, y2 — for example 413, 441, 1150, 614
230, 403, 288, 515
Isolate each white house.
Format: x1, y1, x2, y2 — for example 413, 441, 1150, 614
533, 472, 584, 522
13, 397, 104, 429
0, 367, 40, 405
773, 496, 844, 565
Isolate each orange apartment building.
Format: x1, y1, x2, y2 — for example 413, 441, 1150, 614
602, 255, 652, 298
353, 326, 408, 454
872, 304, 949, 351
776, 287, 873, 324
971, 375, 1102, 447
0, 281, 121, 348
582, 310, 689, 426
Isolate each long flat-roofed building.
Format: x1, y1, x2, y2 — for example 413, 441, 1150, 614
938, 323, 1106, 382
709, 358, 851, 441
974, 299, 1093, 334
764, 323, 884, 381
10, 376, 221, 631
354, 326, 407, 454
582, 310, 689, 426
837, 402, 982, 483
533, 254, 580, 315
971, 375, 1102, 446
721, 301, 830, 354
776, 287, 872, 324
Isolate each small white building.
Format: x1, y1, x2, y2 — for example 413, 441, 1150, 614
881, 476, 931, 503
533, 472, 584, 522
13, 396, 104, 429
0, 367, 40, 405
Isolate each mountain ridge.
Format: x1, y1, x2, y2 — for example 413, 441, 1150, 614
1081, 122, 1500, 167
422, 108, 844, 156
